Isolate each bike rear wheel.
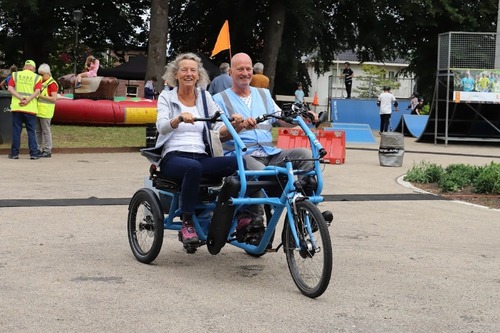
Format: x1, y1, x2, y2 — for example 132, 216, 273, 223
284, 200, 332, 298
128, 189, 164, 264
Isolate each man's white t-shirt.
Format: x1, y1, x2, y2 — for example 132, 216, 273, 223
378, 92, 396, 114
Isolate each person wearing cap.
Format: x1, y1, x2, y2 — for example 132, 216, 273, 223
36, 63, 59, 158
377, 86, 398, 133
7, 60, 42, 160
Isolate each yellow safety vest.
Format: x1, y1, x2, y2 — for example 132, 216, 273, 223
10, 70, 41, 114
37, 77, 58, 119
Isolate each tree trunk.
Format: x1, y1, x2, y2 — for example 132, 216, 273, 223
146, 0, 169, 93
21, 6, 56, 66
261, 0, 286, 93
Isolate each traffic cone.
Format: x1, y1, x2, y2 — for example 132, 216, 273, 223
312, 92, 319, 106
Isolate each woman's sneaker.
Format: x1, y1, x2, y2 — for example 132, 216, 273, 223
180, 222, 199, 244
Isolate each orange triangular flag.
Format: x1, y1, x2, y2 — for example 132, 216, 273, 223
211, 20, 231, 57
312, 92, 319, 106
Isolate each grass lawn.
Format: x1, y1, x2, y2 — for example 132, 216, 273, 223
0, 125, 280, 149
0, 125, 147, 149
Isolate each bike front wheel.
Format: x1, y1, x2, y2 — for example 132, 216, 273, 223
127, 188, 164, 264
284, 200, 332, 298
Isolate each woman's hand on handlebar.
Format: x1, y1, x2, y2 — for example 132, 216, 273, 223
170, 112, 194, 128
179, 112, 195, 124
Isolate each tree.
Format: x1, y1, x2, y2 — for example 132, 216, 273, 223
354, 64, 401, 98
391, 0, 498, 98
0, 0, 149, 79
146, 0, 169, 93
1, 0, 498, 102
261, 0, 286, 92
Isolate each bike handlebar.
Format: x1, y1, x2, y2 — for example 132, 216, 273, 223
184, 111, 233, 123
255, 104, 328, 159
255, 103, 321, 127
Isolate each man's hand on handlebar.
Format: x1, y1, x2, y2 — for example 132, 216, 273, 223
305, 110, 318, 123
242, 117, 258, 130
230, 114, 245, 128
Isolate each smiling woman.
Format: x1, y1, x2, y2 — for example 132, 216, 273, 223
152, 52, 243, 249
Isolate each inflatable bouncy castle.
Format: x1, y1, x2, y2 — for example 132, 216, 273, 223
54, 75, 157, 125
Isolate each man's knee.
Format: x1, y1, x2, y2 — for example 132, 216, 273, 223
295, 147, 312, 159
244, 155, 266, 170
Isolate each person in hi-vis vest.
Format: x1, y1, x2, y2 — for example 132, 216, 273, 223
36, 63, 58, 158
7, 59, 42, 160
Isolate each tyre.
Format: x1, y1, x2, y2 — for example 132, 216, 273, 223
128, 188, 164, 264
283, 200, 332, 298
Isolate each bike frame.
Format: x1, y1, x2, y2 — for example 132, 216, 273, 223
154, 111, 326, 255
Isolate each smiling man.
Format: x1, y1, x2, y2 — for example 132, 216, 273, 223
212, 52, 316, 241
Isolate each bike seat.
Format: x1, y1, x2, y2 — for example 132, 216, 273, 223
148, 164, 223, 193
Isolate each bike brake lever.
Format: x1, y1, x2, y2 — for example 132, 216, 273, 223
255, 114, 268, 124
211, 111, 221, 123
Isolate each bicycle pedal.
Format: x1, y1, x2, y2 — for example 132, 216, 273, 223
181, 239, 205, 254
183, 243, 198, 254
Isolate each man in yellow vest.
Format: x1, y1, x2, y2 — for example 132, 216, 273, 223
36, 64, 58, 158
7, 59, 42, 159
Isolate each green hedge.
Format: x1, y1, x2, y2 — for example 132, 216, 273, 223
404, 161, 500, 194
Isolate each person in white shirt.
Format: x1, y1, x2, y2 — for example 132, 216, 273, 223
377, 86, 398, 133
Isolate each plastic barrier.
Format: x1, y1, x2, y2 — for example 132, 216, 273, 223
277, 128, 346, 164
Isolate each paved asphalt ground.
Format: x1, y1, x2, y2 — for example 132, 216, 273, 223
0, 136, 499, 332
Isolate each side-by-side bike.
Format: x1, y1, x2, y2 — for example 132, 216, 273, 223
127, 103, 334, 298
